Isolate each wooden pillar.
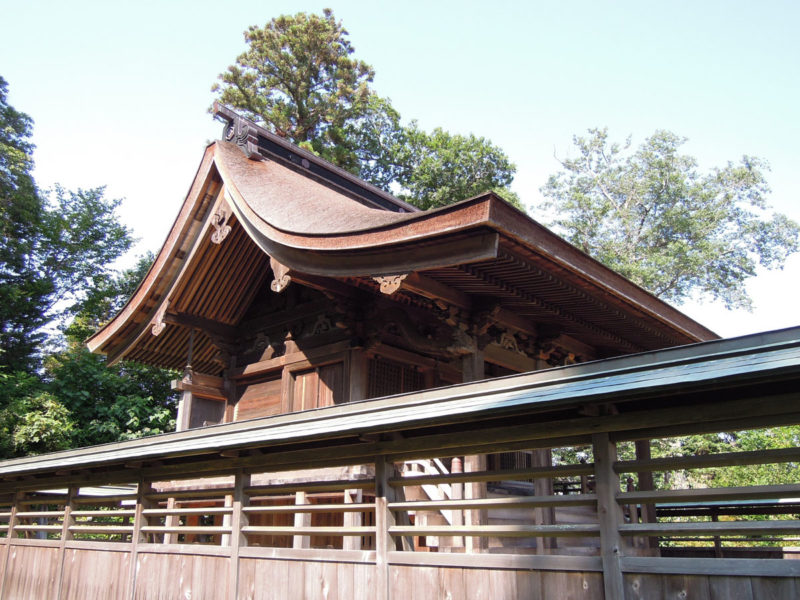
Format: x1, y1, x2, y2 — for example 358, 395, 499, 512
635, 439, 658, 551
449, 457, 464, 550
348, 350, 368, 403
55, 486, 77, 600
533, 450, 556, 553
129, 479, 154, 600
592, 433, 625, 600
374, 456, 394, 600
162, 497, 179, 545
0, 491, 24, 600
462, 345, 488, 552
293, 492, 311, 549
227, 470, 249, 600
175, 389, 193, 431
342, 489, 363, 551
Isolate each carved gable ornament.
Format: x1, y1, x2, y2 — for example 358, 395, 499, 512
374, 273, 408, 295
210, 209, 232, 245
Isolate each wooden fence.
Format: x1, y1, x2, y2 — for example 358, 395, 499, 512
1, 431, 799, 599
2, 329, 800, 598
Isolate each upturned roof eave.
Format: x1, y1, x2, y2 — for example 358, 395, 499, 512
88, 137, 717, 362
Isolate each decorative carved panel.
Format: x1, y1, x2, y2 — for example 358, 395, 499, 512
373, 274, 408, 295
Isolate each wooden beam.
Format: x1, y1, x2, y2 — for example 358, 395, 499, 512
593, 432, 625, 600
164, 312, 237, 344
616, 445, 800, 473
400, 272, 471, 310
619, 483, 800, 504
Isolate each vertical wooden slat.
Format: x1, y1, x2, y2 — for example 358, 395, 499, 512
56, 486, 77, 600
128, 480, 153, 600
593, 432, 625, 600
634, 439, 658, 551
464, 454, 488, 553
292, 491, 311, 549
374, 457, 392, 600
227, 470, 249, 600
163, 497, 178, 545
0, 490, 24, 600
342, 489, 362, 551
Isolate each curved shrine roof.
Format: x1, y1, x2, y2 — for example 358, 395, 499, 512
87, 111, 717, 372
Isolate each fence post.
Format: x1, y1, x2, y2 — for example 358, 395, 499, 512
374, 456, 394, 600
227, 469, 249, 600
129, 479, 153, 600
592, 432, 625, 599
0, 490, 24, 600
55, 485, 77, 600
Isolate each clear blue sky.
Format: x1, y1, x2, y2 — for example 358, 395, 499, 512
2, 0, 798, 337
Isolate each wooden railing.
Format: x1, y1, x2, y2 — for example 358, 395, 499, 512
1, 438, 799, 598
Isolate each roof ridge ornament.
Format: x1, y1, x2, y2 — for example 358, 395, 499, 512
215, 102, 264, 161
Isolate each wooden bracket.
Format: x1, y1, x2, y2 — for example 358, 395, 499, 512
151, 301, 169, 336
210, 209, 232, 244
374, 274, 408, 295
270, 257, 292, 293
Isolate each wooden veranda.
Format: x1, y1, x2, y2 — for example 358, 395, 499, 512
1, 327, 800, 599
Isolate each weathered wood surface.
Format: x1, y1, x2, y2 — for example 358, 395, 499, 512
59, 548, 131, 600
238, 557, 375, 600
624, 573, 800, 600
133, 551, 229, 600
389, 565, 604, 600
1, 545, 59, 599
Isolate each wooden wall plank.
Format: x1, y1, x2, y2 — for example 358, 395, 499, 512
59, 548, 131, 600
463, 567, 492, 599
749, 577, 798, 600
625, 573, 663, 600
336, 561, 354, 600
708, 575, 754, 600
388, 565, 413, 599
2, 545, 60, 600
351, 563, 374, 600
411, 565, 438, 599
663, 574, 711, 600
515, 569, 543, 600
133, 552, 228, 600
438, 566, 466, 600
540, 571, 603, 600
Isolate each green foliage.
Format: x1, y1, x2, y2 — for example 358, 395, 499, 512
0, 77, 133, 371
50, 253, 177, 448
213, 11, 519, 210
46, 346, 176, 447
393, 124, 520, 210
0, 392, 74, 456
541, 128, 800, 309
1, 75, 48, 370
0, 79, 175, 457
213, 9, 374, 173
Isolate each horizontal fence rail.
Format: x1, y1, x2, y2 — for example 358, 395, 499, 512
1, 429, 799, 597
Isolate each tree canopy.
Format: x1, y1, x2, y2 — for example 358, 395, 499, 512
541, 128, 800, 309
213, 10, 519, 210
0, 77, 176, 457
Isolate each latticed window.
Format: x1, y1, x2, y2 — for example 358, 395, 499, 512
367, 356, 425, 399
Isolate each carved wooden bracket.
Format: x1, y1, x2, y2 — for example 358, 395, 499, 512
270, 257, 292, 293
499, 331, 525, 355
210, 209, 232, 244
151, 301, 169, 336
374, 274, 408, 295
